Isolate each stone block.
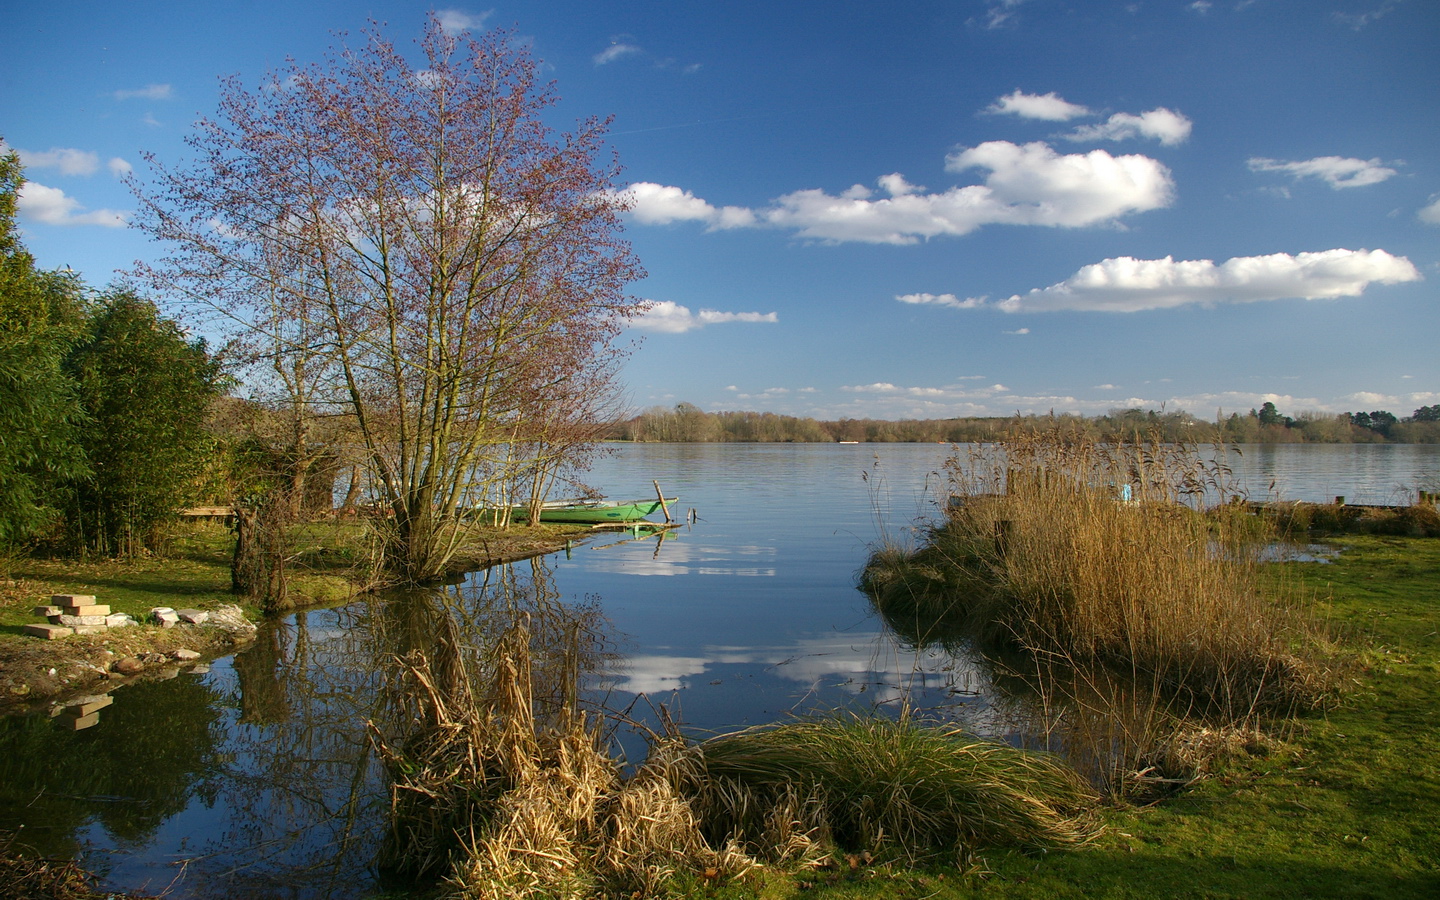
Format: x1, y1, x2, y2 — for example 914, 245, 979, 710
23, 624, 73, 640
62, 604, 111, 617
63, 695, 114, 716
32, 606, 62, 618
150, 607, 180, 627
176, 609, 209, 625
58, 614, 107, 627
71, 624, 108, 635
51, 594, 97, 605
171, 648, 202, 661
56, 712, 100, 731
105, 613, 137, 628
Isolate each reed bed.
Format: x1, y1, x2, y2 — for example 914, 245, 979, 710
862, 432, 1338, 796
373, 600, 1109, 897
865, 433, 1333, 717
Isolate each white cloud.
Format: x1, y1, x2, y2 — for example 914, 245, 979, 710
981, 0, 1030, 29
622, 141, 1173, 245
1004, 327, 1030, 335
1419, 196, 1440, 225
107, 157, 132, 177
987, 249, 1420, 313
631, 300, 778, 333
1065, 108, 1193, 146
15, 147, 100, 176
986, 90, 1091, 121
113, 83, 172, 101
615, 183, 757, 229
1333, 2, 1399, 30
1248, 156, 1398, 189
435, 8, 492, 35
594, 41, 643, 65
896, 292, 985, 309
16, 181, 128, 227
1189, 1, 1214, 13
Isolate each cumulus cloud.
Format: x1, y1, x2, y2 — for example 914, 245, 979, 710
113, 83, 172, 101
435, 8, 492, 35
631, 300, 778, 333
986, 90, 1090, 121
988, 249, 1420, 313
614, 183, 757, 229
621, 141, 1173, 244
1419, 196, 1440, 225
1248, 156, 1398, 189
1065, 108, 1193, 146
16, 181, 128, 227
15, 147, 100, 176
107, 157, 132, 177
896, 292, 986, 309
594, 41, 643, 65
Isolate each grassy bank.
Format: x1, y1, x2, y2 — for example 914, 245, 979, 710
0, 520, 589, 708
718, 535, 1438, 899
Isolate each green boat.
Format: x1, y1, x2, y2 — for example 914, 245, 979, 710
509, 497, 677, 524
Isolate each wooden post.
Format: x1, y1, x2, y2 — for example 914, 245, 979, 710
653, 480, 672, 523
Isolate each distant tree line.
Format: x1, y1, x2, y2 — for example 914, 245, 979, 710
612, 401, 1440, 445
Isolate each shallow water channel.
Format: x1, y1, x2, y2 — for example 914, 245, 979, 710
3, 443, 1436, 898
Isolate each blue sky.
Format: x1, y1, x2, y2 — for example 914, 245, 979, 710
3, 0, 1436, 421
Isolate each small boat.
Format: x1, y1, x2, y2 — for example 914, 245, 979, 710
510, 497, 678, 524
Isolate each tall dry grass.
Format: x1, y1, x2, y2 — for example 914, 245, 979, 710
862, 432, 1338, 795
865, 433, 1331, 717
371, 614, 751, 899
372, 597, 1110, 896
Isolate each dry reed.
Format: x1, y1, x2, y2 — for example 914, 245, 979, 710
372, 594, 1109, 897
862, 431, 1337, 795
371, 612, 751, 899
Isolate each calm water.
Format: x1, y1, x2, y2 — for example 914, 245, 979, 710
3, 442, 1436, 898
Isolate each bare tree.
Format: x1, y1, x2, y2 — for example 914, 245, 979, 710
133, 16, 643, 582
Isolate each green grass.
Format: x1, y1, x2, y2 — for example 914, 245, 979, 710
0, 519, 586, 640
0, 526, 242, 637
707, 536, 1440, 899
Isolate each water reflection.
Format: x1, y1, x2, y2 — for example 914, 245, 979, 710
0, 555, 617, 900
4, 443, 1433, 896
0, 675, 224, 867
585, 528, 779, 578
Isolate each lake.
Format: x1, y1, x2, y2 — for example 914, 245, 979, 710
3, 442, 1436, 898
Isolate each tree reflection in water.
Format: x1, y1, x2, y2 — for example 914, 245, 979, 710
204, 554, 613, 899
0, 554, 614, 900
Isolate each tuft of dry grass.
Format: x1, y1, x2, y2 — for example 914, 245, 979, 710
371, 612, 752, 899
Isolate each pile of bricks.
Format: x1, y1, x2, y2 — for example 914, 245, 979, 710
24, 598, 213, 639
52, 694, 114, 731
24, 594, 137, 640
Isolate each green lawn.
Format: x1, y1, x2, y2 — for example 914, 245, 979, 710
0, 526, 240, 638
